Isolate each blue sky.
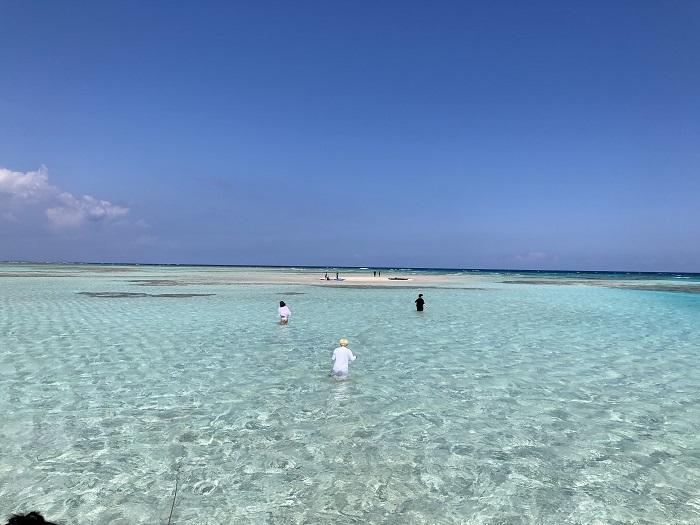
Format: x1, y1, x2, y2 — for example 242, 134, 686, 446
1, 1, 698, 271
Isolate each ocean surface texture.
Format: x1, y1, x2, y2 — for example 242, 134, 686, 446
1, 264, 700, 524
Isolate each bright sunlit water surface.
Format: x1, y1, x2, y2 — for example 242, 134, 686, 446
1, 264, 700, 524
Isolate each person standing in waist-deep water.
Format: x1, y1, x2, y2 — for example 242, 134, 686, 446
278, 301, 291, 324
415, 293, 425, 311
331, 338, 357, 379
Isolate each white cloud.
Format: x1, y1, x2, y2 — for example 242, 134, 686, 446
0, 165, 128, 228
0, 165, 51, 200
46, 192, 129, 227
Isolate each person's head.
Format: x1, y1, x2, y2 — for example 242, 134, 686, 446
418, 294, 423, 298
279, 301, 286, 307
6, 512, 57, 525
339, 338, 349, 347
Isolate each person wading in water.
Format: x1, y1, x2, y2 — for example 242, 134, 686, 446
415, 293, 425, 311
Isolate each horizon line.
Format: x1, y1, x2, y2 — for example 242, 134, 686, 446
1, 260, 698, 276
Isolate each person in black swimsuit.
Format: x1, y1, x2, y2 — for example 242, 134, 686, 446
415, 293, 425, 311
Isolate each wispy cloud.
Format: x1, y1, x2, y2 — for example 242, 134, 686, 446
1, 211, 19, 222
0, 165, 128, 228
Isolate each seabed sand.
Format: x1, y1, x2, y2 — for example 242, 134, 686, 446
106, 267, 485, 288
130, 268, 479, 288
123, 268, 700, 294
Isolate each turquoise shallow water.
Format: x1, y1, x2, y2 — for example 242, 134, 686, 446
2, 265, 700, 524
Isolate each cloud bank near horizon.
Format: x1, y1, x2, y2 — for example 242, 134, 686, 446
0, 166, 129, 228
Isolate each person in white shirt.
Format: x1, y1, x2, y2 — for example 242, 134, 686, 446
278, 301, 291, 324
331, 338, 357, 379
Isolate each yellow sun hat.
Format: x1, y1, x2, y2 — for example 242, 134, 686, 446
339, 338, 349, 346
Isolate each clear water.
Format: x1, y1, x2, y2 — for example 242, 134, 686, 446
2, 264, 700, 524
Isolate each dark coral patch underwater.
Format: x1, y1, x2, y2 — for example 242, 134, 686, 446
78, 292, 215, 298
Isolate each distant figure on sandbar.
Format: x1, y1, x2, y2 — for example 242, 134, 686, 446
5, 512, 57, 525
415, 293, 425, 311
378, 271, 381, 277
336, 272, 339, 280
373, 270, 377, 277
278, 301, 291, 324
331, 338, 357, 379
324, 272, 328, 280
